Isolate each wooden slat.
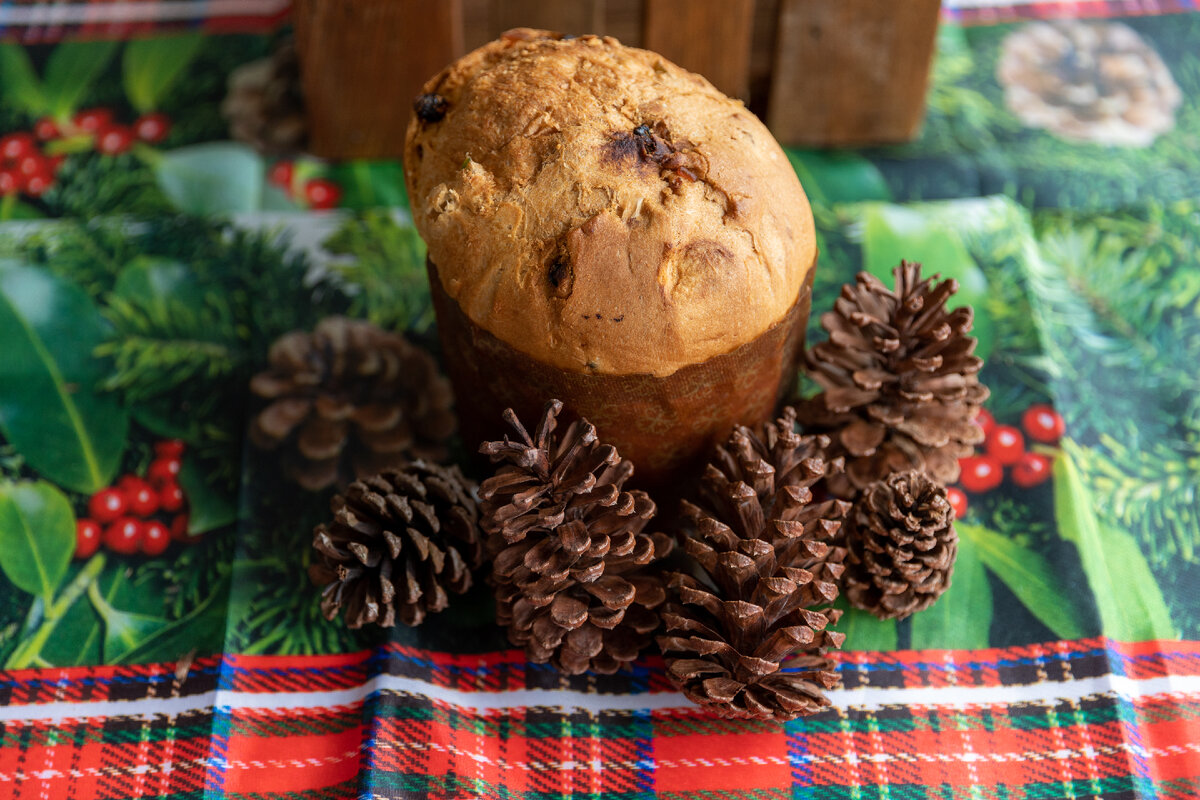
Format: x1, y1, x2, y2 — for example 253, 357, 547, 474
462, 0, 494, 52
642, 0, 755, 100
492, 0, 606, 37
293, 0, 463, 159
604, 0, 644, 47
767, 0, 941, 146
747, 0, 779, 116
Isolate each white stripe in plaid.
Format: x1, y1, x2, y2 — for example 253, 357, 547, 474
1, 671, 1198, 723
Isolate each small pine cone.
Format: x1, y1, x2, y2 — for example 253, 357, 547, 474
798, 261, 989, 498
310, 461, 483, 628
659, 410, 851, 720
221, 38, 307, 154
480, 400, 673, 674
843, 470, 957, 620
249, 317, 455, 491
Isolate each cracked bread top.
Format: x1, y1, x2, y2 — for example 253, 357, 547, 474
404, 29, 816, 377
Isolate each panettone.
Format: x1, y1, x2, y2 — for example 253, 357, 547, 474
405, 29, 818, 486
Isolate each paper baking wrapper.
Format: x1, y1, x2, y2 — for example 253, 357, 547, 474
429, 259, 815, 491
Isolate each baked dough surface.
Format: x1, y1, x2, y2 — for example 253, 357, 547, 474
405, 29, 816, 377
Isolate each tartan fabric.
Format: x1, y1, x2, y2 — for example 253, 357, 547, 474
945, 0, 1200, 25
0, 0, 289, 44
2, 0, 1192, 45
1, 639, 1198, 799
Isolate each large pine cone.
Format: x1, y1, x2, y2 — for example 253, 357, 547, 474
843, 470, 957, 620
250, 317, 455, 491
798, 261, 989, 498
310, 461, 483, 628
480, 400, 672, 674
659, 409, 850, 720
221, 38, 307, 154
998, 21, 1181, 147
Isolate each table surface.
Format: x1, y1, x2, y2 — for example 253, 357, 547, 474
1, 1, 1199, 798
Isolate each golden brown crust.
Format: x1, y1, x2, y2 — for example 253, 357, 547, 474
404, 29, 816, 377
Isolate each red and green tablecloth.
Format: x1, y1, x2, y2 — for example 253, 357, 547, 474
1, 1, 1199, 798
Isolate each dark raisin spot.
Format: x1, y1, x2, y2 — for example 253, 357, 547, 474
613, 315, 624, 323
549, 260, 574, 298
633, 123, 651, 137
549, 261, 567, 287
414, 93, 449, 123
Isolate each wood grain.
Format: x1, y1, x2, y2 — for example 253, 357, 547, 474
293, 0, 463, 159
767, 0, 941, 146
642, 0, 755, 100
492, 0, 606, 37
604, 0, 645, 47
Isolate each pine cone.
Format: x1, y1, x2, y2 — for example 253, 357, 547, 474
310, 460, 483, 628
844, 470, 957, 620
998, 21, 1182, 147
798, 261, 989, 498
480, 400, 673, 674
221, 38, 307, 154
250, 317, 455, 491
659, 409, 851, 720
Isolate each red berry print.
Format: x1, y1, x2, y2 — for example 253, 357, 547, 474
103, 517, 142, 555
124, 478, 159, 517
0, 132, 36, 161
268, 160, 294, 191
73, 108, 113, 133
1022, 404, 1065, 444
89, 488, 127, 523
17, 153, 46, 177
303, 178, 342, 210
1012, 452, 1052, 488
154, 439, 185, 458
170, 514, 191, 543
34, 117, 61, 141
959, 456, 1003, 494
986, 425, 1026, 466
22, 171, 52, 197
133, 112, 171, 143
95, 124, 134, 155
75, 519, 102, 559
140, 521, 171, 556
0, 167, 22, 194
946, 487, 968, 519
159, 482, 186, 513
148, 456, 182, 486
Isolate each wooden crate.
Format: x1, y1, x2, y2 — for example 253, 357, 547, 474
295, 0, 940, 158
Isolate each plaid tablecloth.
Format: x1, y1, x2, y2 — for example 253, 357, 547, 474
1, 1, 1199, 798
